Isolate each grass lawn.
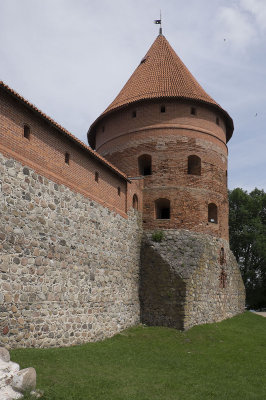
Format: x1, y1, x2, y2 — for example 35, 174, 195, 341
10, 312, 266, 400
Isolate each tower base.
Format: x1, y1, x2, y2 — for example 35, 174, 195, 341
140, 229, 245, 330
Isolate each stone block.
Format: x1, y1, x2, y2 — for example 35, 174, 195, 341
12, 367, 36, 392
0, 347, 10, 362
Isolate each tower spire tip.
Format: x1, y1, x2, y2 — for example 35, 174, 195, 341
154, 10, 162, 35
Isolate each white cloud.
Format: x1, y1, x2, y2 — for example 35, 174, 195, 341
216, 5, 257, 51
240, 0, 266, 30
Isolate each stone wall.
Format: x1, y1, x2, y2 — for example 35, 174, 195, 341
0, 153, 142, 348
140, 230, 245, 330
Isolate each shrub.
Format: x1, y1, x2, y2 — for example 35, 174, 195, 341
152, 230, 164, 242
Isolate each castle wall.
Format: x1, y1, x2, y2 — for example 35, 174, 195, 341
0, 87, 136, 218
0, 153, 142, 348
140, 230, 245, 330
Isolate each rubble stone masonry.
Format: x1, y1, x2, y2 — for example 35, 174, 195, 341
0, 153, 142, 348
140, 230, 245, 330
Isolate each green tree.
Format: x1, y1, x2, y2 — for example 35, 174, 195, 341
229, 188, 266, 308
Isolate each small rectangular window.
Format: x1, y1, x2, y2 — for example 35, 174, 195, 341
102, 126, 105, 132
24, 125, 30, 140
117, 187, 121, 196
65, 152, 70, 165
95, 172, 99, 182
191, 107, 196, 116
161, 105, 166, 113
132, 111, 137, 118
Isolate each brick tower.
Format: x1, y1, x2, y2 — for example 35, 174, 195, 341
88, 33, 245, 330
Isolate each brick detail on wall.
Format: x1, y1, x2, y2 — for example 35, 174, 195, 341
91, 100, 229, 239
0, 88, 142, 218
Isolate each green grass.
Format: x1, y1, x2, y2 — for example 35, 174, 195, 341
11, 312, 266, 400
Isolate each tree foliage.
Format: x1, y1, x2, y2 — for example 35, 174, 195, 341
229, 188, 266, 308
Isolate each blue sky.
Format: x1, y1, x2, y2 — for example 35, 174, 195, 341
1, 0, 266, 191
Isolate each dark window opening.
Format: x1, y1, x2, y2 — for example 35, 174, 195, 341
117, 187, 121, 196
188, 155, 201, 176
191, 107, 196, 115
65, 152, 70, 165
133, 194, 138, 210
132, 110, 137, 118
102, 126, 105, 132
219, 269, 227, 288
216, 117, 220, 125
95, 172, 99, 182
208, 203, 218, 223
138, 154, 152, 176
23, 125, 30, 140
161, 105, 166, 113
155, 198, 170, 220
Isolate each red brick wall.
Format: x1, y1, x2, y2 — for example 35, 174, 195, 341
91, 100, 230, 240
0, 88, 142, 217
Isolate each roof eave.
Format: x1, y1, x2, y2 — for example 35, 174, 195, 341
0, 81, 130, 182
87, 96, 234, 148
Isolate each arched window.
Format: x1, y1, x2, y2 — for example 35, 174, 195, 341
138, 154, 152, 176
208, 203, 218, 223
188, 155, 201, 176
155, 198, 170, 220
133, 194, 138, 210
23, 125, 30, 140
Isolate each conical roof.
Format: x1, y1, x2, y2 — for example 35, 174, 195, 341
88, 34, 233, 146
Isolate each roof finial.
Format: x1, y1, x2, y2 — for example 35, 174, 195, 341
154, 10, 162, 35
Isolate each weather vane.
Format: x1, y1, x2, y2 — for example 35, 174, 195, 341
154, 10, 162, 35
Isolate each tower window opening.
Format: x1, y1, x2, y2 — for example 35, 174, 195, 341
208, 203, 218, 224
155, 198, 170, 220
133, 194, 138, 210
188, 155, 201, 176
191, 107, 196, 115
23, 125, 30, 140
65, 152, 70, 165
138, 154, 152, 176
117, 187, 121, 196
102, 126, 105, 132
161, 105, 166, 113
95, 171, 99, 182
216, 117, 220, 125
132, 110, 137, 118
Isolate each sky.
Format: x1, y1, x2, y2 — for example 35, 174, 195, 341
1, 0, 266, 191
